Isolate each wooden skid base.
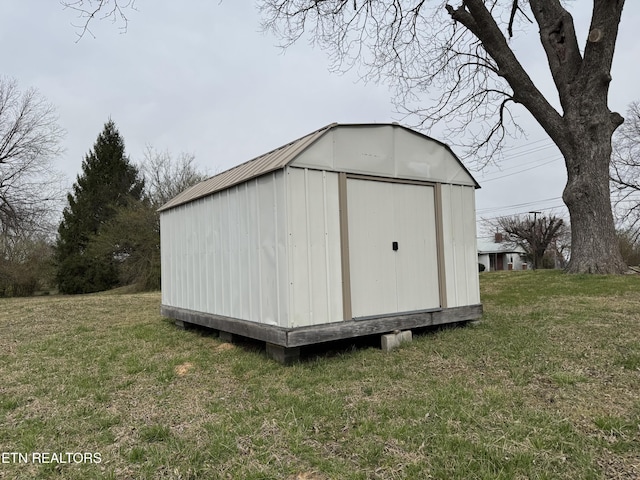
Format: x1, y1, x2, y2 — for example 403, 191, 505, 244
266, 343, 301, 365
162, 304, 482, 351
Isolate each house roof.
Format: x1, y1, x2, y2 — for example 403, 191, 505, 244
477, 238, 527, 255
158, 123, 479, 212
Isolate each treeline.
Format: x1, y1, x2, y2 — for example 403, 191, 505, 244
1, 112, 205, 296
56, 120, 206, 294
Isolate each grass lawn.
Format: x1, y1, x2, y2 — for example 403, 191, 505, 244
0, 270, 639, 479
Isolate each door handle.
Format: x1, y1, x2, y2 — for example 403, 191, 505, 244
392, 241, 398, 251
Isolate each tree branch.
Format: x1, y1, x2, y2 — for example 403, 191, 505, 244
445, 1, 567, 152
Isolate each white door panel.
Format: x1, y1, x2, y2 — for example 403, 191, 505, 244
347, 178, 440, 318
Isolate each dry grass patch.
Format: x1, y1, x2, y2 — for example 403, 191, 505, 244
174, 362, 194, 376
1, 272, 640, 478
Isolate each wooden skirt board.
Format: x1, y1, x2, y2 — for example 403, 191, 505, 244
346, 178, 440, 318
162, 304, 483, 348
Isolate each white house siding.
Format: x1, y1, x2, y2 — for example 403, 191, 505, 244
286, 167, 343, 327
160, 171, 289, 327
478, 253, 490, 272
440, 184, 481, 307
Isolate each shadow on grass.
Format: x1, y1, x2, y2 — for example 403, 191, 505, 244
166, 315, 476, 364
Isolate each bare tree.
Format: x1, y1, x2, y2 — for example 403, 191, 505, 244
491, 214, 566, 270
0, 77, 66, 238
611, 101, 640, 244
139, 145, 208, 208
81, 146, 208, 291
258, 0, 629, 274
59, 1, 630, 274
61, 0, 136, 39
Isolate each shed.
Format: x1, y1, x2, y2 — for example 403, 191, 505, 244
159, 123, 482, 363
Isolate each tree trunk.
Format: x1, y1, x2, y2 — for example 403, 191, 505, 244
562, 119, 627, 274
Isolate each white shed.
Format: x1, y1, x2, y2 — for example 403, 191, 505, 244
159, 123, 482, 363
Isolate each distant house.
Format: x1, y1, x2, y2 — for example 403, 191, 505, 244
477, 233, 529, 271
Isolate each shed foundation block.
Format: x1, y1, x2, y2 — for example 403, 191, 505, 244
381, 330, 413, 352
219, 331, 235, 343
266, 343, 301, 365
175, 320, 194, 330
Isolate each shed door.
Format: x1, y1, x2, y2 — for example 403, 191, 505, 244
347, 178, 440, 318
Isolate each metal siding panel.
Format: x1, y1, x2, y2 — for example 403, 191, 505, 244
246, 181, 260, 321
393, 127, 441, 179
441, 184, 458, 307
198, 199, 208, 312
291, 125, 477, 187
288, 168, 311, 327
161, 177, 292, 325
180, 204, 189, 308
170, 211, 179, 307
160, 213, 172, 306
182, 206, 191, 308
325, 172, 344, 323
191, 203, 200, 311
275, 171, 289, 328
462, 186, 481, 304
160, 213, 168, 304
304, 170, 314, 325
334, 127, 395, 176
190, 202, 200, 311
237, 184, 251, 320
258, 174, 280, 325
220, 191, 231, 316
174, 208, 183, 307
182, 203, 192, 309
391, 127, 475, 185
253, 179, 264, 321
290, 131, 335, 170
213, 192, 224, 314
204, 195, 215, 314
451, 186, 467, 305
440, 185, 480, 308
227, 187, 241, 318
284, 168, 342, 327
307, 170, 330, 326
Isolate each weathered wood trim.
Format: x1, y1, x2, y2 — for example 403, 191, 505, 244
161, 305, 288, 345
338, 172, 352, 321
285, 304, 482, 347
162, 304, 482, 348
434, 183, 448, 308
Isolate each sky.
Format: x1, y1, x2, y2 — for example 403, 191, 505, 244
2, 1, 639, 236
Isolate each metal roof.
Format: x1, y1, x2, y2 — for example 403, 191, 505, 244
158, 123, 335, 212
158, 122, 478, 212
477, 239, 526, 254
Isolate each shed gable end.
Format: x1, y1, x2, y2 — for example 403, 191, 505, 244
291, 124, 477, 187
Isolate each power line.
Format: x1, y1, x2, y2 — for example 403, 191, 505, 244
479, 157, 562, 183
478, 204, 568, 222
494, 138, 555, 156
476, 196, 562, 214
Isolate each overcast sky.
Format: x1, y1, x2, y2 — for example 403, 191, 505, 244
2, 2, 639, 235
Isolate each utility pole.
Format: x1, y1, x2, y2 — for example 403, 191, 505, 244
529, 211, 542, 269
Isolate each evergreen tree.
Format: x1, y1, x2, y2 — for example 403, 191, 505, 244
56, 120, 144, 293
